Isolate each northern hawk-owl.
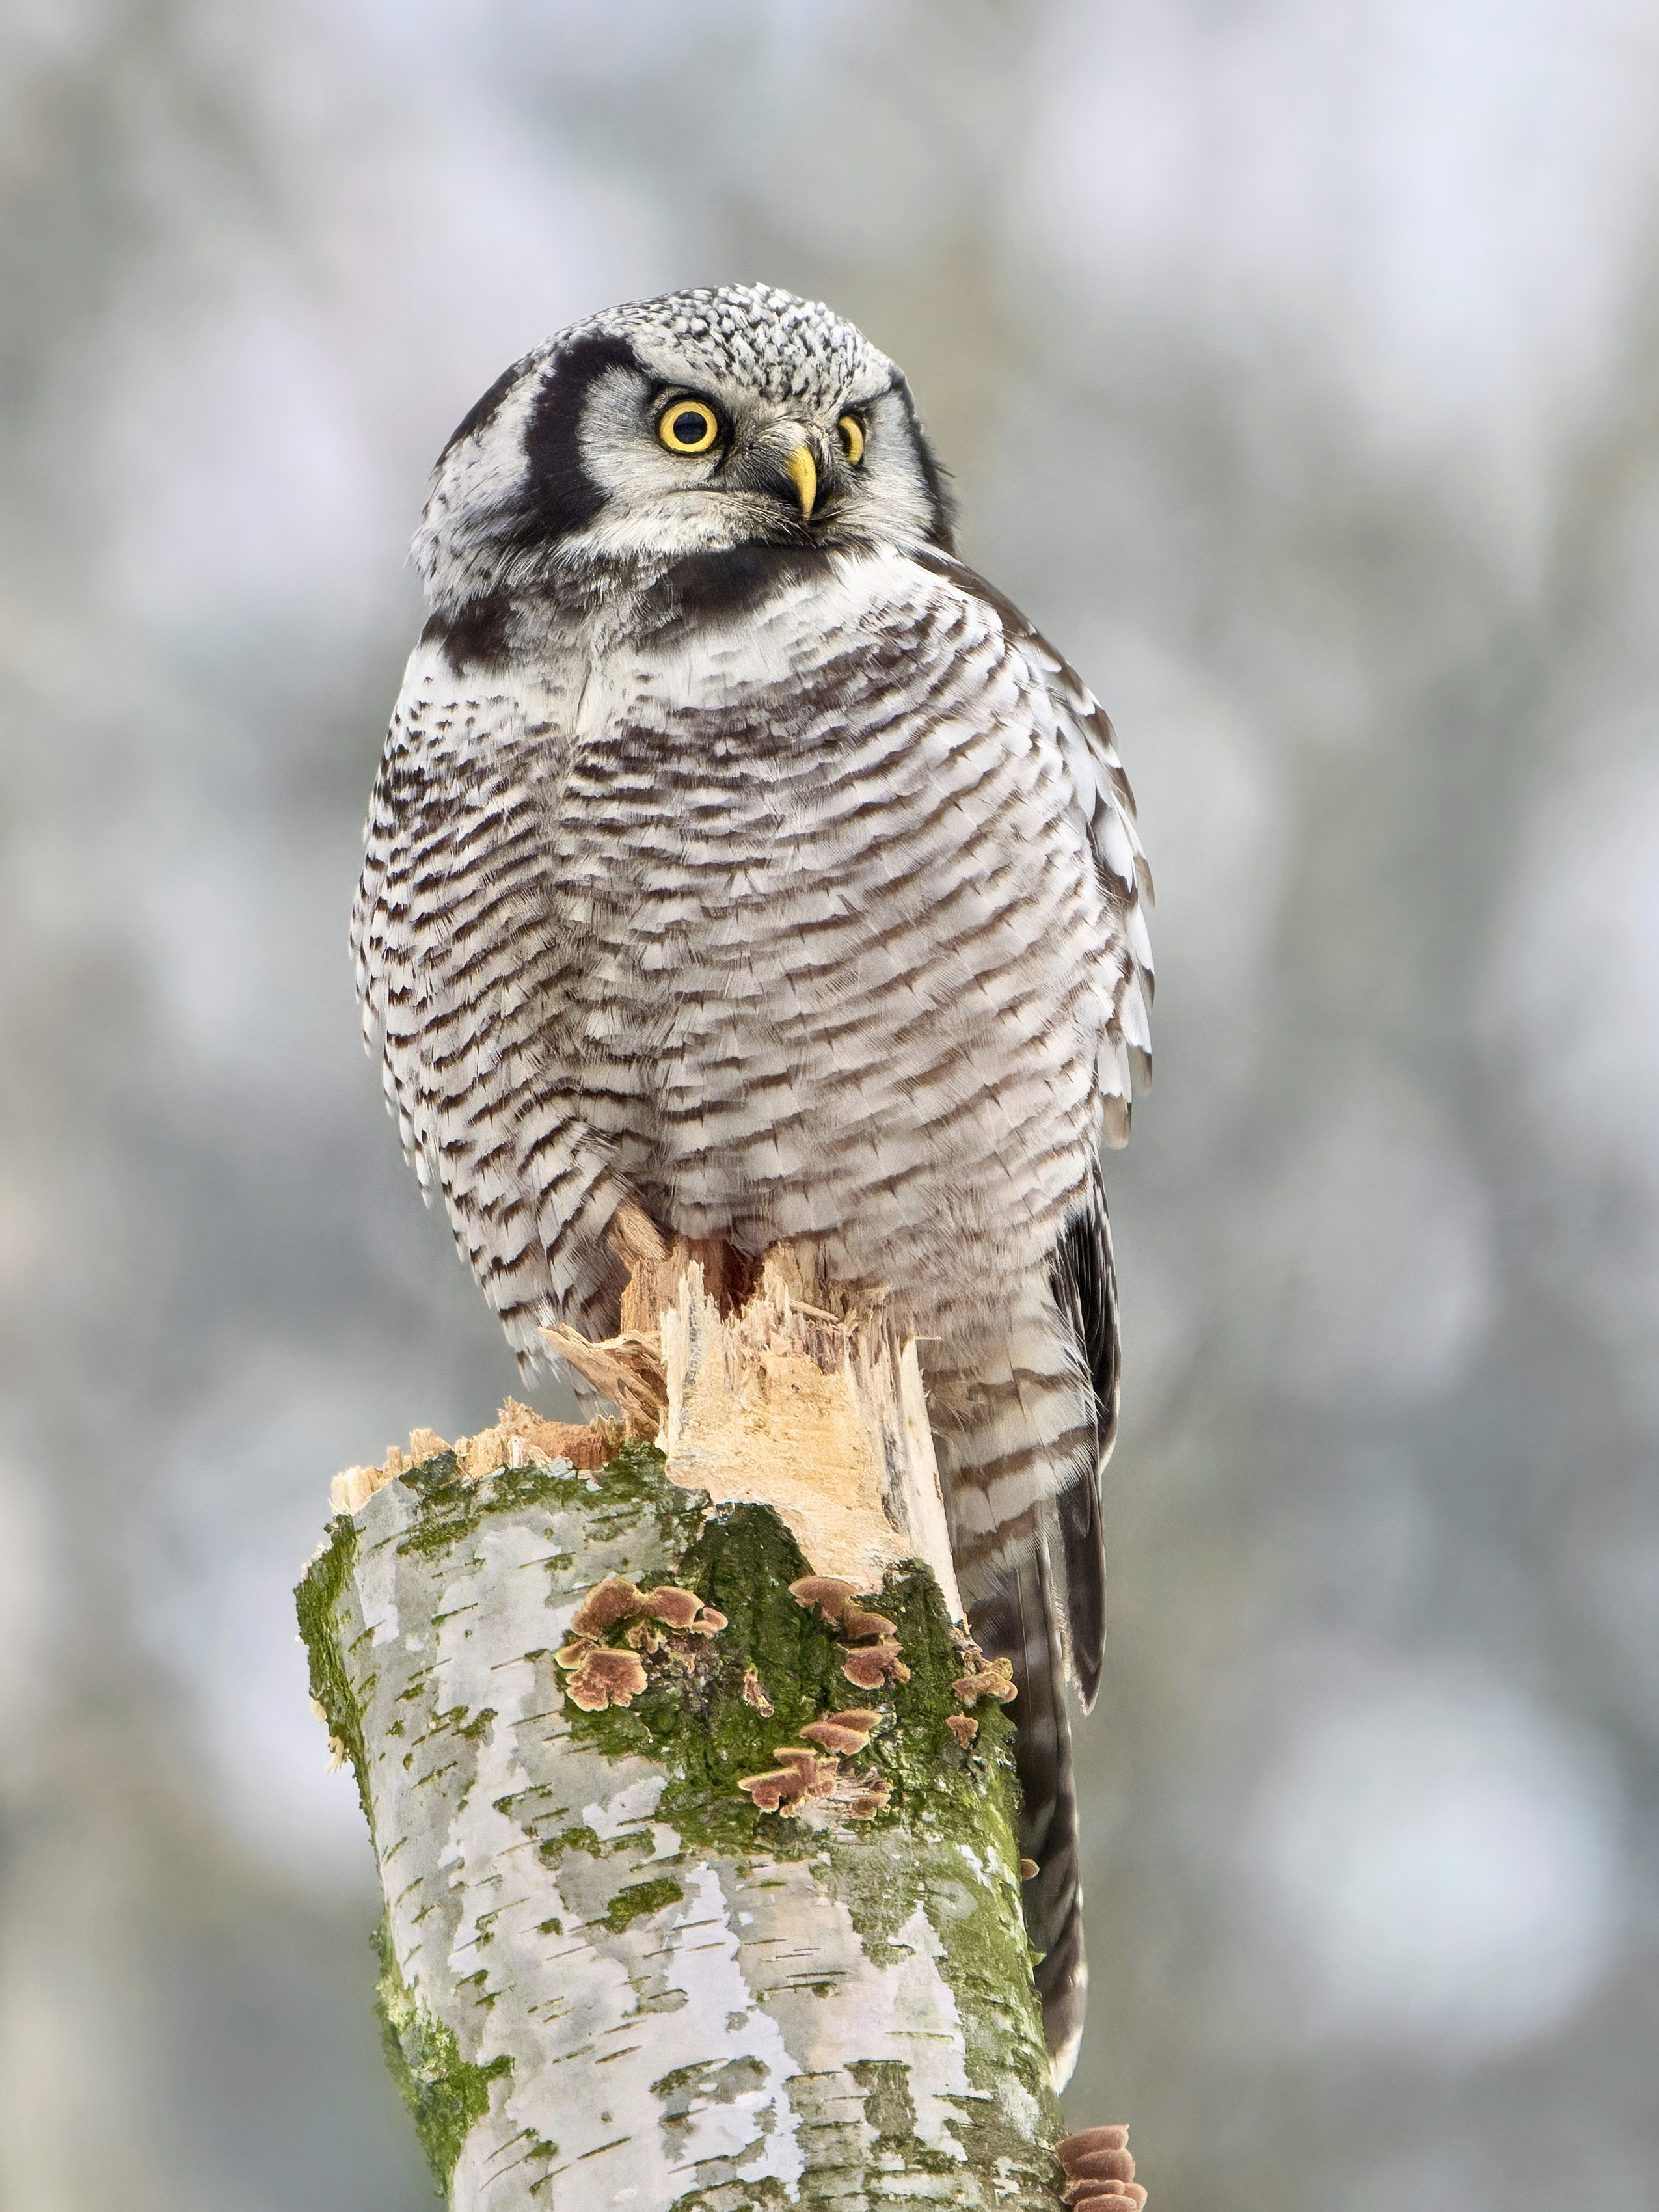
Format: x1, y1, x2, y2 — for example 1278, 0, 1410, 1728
351, 284, 1153, 2084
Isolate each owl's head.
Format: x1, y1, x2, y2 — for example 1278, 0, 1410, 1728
415, 284, 956, 614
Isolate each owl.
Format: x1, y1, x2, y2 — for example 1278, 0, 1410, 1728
351, 284, 1153, 2085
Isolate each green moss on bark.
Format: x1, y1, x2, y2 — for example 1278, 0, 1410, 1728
374, 1913, 513, 2194
392, 1439, 708, 1563
604, 1875, 686, 1930
294, 1514, 373, 1833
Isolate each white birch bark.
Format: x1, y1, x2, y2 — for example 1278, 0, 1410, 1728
299, 1427, 1065, 2209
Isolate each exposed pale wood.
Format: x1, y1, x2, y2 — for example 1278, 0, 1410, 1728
605, 1194, 670, 1275
540, 1216, 962, 1612
539, 1321, 667, 1434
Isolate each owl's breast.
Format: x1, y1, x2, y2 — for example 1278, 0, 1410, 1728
533, 551, 1116, 1278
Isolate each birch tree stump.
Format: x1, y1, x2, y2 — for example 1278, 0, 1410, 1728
297, 1233, 1111, 2210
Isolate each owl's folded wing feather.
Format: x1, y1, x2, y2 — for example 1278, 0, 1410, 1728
349, 623, 628, 1357
913, 548, 1155, 1146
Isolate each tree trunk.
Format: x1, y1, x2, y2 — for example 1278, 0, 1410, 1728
297, 1235, 1080, 2209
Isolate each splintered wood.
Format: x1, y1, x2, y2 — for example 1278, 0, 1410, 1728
542, 1202, 963, 1613
329, 1403, 619, 1514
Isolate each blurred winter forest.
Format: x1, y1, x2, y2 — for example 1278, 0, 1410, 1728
3, 1, 1657, 2205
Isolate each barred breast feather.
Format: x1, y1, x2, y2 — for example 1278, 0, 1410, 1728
351, 538, 1152, 2080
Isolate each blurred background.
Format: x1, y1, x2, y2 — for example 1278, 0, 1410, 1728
2, 0, 1656, 2204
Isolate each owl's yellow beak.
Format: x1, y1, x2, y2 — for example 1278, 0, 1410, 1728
786, 443, 818, 519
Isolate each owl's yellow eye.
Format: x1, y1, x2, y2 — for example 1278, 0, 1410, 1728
837, 414, 865, 466
656, 398, 721, 455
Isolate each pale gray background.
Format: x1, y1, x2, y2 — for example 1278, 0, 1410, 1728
3, 2, 1656, 2205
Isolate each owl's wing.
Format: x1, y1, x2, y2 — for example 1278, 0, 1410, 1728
1047, 1164, 1120, 1706
911, 548, 1151, 1683
349, 631, 452, 1187
914, 548, 1155, 1146
349, 622, 628, 1361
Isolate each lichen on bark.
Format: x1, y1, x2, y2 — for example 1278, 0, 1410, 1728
297, 1437, 1064, 2209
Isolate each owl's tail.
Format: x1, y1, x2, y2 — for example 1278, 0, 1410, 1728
973, 1552, 1089, 2086
932, 1188, 1118, 2083
934, 1402, 1103, 2085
